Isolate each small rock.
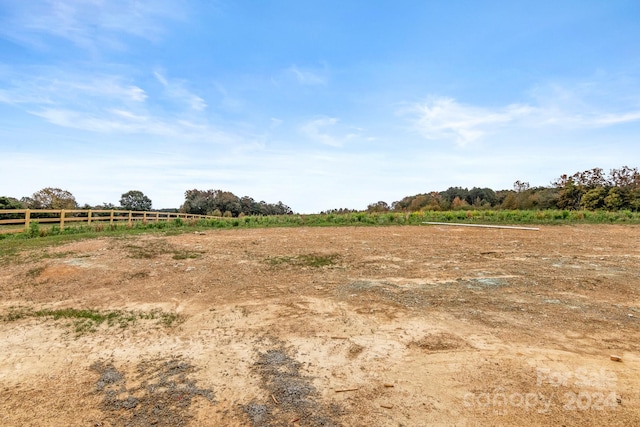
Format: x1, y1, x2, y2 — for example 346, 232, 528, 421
610, 355, 622, 362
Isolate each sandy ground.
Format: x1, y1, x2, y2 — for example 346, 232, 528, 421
0, 224, 639, 426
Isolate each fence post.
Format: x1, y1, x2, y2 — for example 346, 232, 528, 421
143, 212, 147, 223
60, 210, 66, 230
24, 209, 31, 232
156, 212, 159, 222
88, 210, 92, 225
110, 210, 114, 226
128, 211, 132, 226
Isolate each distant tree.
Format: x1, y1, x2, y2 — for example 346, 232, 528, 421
274, 201, 293, 215
610, 166, 639, 186
216, 191, 242, 216
0, 196, 25, 209
468, 187, 497, 206
580, 167, 609, 188
604, 187, 627, 210
581, 187, 607, 210
181, 189, 212, 215
408, 195, 429, 211
630, 188, 640, 211
98, 202, 117, 210
181, 189, 292, 216
441, 187, 469, 204
513, 181, 530, 193
23, 187, 78, 209
552, 175, 583, 210
240, 196, 259, 215
367, 201, 390, 213
120, 190, 152, 211
0, 197, 26, 219
499, 191, 518, 209
451, 196, 469, 210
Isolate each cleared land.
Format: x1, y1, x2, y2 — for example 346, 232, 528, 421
0, 224, 639, 426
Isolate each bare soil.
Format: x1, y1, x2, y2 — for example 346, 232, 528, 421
1, 224, 639, 426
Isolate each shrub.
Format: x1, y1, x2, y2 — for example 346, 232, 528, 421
28, 221, 40, 238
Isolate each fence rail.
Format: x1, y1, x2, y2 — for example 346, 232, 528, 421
0, 209, 215, 234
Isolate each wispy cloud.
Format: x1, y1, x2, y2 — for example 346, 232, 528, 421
0, 71, 147, 106
154, 70, 207, 111
26, 100, 242, 144
404, 85, 640, 146
403, 97, 532, 146
0, 0, 185, 51
592, 111, 640, 125
0, 68, 237, 144
286, 65, 328, 86
299, 116, 361, 147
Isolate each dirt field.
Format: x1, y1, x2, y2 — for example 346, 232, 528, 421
0, 224, 639, 426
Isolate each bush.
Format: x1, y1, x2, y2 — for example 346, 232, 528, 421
28, 221, 40, 238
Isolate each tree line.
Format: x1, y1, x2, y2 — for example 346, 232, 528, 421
0, 188, 293, 218
366, 166, 640, 213
0, 189, 154, 212
3, 166, 638, 216
180, 189, 293, 217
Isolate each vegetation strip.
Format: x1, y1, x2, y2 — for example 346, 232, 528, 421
2, 208, 640, 243
1, 307, 184, 335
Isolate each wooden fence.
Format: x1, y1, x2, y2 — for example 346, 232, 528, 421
0, 209, 216, 234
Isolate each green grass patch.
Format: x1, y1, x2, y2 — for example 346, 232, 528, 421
123, 240, 204, 260
172, 249, 203, 260
1, 307, 185, 336
267, 253, 341, 268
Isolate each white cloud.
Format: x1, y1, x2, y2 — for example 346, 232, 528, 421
593, 111, 640, 125
286, 65, 327, 86
299, 117, 360, 147
29, 107, 237, 144
0, 0, 186, 51
0, 69, 224, 141
403, 97, 533, 146
0, 72, 147, 106
154, 71, 207, 111
404, 89, 640, 146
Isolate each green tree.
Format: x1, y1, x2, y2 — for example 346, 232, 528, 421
581, 187, 607, 210
181, 189, 292, 217
119, 190, 152, 211
604, 187, 627, 210
0, 196, 25, 209
630, 188, 640, 211
0, 196, 25, 220
553, 177, 583, 210
181, 189, 212, 215
468, 187, 497, 206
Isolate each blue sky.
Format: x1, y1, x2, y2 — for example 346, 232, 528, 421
1, 0, 639, 212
